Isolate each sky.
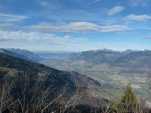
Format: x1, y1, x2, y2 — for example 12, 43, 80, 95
0, 0, 151, 51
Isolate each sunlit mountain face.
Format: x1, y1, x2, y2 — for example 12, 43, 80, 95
0, 0, 151, 51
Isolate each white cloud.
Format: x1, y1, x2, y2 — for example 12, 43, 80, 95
0, 30, 88, 46
125, 14, 151, 21
29, 22, 129, 33
0, 30, 133, 52
107, 6, 125, 16
0, 30, 92, 51
30, 22, 98, 32
0, 30, 61, 42
0, 13, 27, 22
99, 25, 129, 32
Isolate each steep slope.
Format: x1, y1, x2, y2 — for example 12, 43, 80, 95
0, 48, 42, 62
0, 51, 105, 113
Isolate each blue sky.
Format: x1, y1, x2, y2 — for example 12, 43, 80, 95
0, 0, 151, 51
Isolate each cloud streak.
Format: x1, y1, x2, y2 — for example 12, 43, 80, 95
29, 22, 129, 33
0, 12, 28, 31
0, 30, 88, 46
0, 13, 27, 22
0, 30, 60, 42
0, 30, 93, 51
107, 6, 125, 16
125, 14, 151, 22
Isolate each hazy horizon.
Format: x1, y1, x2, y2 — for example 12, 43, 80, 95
1, 47, 151, 53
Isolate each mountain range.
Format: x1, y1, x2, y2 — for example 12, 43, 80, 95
37, 49, 151, 100
1, 48, 151, 103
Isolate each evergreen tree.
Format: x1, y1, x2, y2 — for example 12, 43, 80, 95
118, 84, 139, 113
